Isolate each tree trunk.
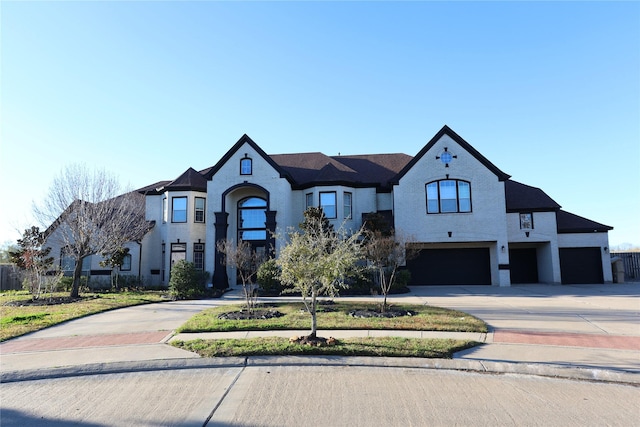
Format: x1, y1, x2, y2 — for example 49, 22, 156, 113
70, 257, 84, 298
310, 287, 318, 338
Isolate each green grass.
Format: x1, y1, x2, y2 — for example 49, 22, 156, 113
0, 291, 169, 341
177, 302, 487, 333
172, 336, 479, 358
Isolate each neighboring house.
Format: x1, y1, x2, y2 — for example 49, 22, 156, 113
48, 125, 613, 287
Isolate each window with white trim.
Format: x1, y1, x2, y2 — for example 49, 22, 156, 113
343, 192, 352, 219
193, 243, 205, 270
195, 197, 206, 223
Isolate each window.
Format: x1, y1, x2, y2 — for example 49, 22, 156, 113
195, 197, 206, 223
520, 213, 533, 229
343, 192, 352, 219
238, 197, 267, 241
193, 243, 204, 270
162, 197, 168, 223
426, 180, 472, 214
120, 254, 132, 271
319, 192, 337, 219
172, 197, 187, 222
305, 193, 314, 209
60, 248, 91, 274
170, 243, 186, 269
240, 157, 252, 175
60, 248, 75, 272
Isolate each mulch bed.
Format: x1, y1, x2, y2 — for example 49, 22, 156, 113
289, 334, 338, 347
3, 296, 84, 307
348, 309, 415, 318
217, 309, 285, 320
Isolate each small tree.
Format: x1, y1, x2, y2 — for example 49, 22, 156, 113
277, 209, 363, 338
168, 260, 203, 300
363, 229, 417, 312
99, 247, 130, 290
216, 239, 265, 312
9, 226, 60, 300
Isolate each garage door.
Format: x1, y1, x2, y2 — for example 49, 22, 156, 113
559, 247, 603, 284
509, 248, 538, 284
407, 248, 491, 285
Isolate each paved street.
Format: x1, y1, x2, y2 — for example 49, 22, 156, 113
2, 361, 638, 427
1, 283, 639, 426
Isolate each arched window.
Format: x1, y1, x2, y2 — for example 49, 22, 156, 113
238, 197, 267, 242
240, 157, 252, 175
426, 180, 472, 214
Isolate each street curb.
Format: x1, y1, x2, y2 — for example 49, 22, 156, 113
2, 355, 638, 386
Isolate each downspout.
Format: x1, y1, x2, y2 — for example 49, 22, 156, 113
136, 241, 142, 284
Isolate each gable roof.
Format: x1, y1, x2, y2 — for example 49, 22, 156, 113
556, 210, 613, 233
505, 180, 561, 212
202, 134, 294, 184
391, 125, 511, 184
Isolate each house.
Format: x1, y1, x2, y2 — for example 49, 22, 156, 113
47, 125, 614, 288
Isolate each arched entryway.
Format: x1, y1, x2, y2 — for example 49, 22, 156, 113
212, 184, 276, 289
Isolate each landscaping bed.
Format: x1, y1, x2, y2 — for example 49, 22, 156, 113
177, 301, 487, 334
172, 336, 479, 358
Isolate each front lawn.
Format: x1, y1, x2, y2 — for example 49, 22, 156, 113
0, 291, 168, 341
172, 336, 478, 358
177, 301, 487, 333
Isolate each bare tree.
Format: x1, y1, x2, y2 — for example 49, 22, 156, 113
216, 238, 265, 312
363, 229, 417, 312
34, 164, 149, 298
277, 209, 363, 339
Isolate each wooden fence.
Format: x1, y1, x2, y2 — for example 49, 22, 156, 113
0, 264, 22, 291
611, 252, 640, 282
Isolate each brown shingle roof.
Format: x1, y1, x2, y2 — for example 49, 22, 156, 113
270, 152, 412, 190
556, 210, 613, 233
164, 167, 207, 192
136, 180, 172, 195
505, 180, 561, 212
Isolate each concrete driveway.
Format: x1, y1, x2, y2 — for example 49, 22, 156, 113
2, 283, 639, 426
386, 283, 640, 371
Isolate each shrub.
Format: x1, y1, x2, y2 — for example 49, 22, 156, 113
257, 258, 283, 295
59, 276, 89, 294
169, 260, 205, 300
391, 269, 411, 293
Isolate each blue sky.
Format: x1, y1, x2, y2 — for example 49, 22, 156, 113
1, 1, 638, 248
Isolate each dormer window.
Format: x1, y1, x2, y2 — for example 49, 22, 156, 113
240, 157, 252, 175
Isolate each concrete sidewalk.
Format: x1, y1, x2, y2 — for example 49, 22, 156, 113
1, 283, 639, 383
